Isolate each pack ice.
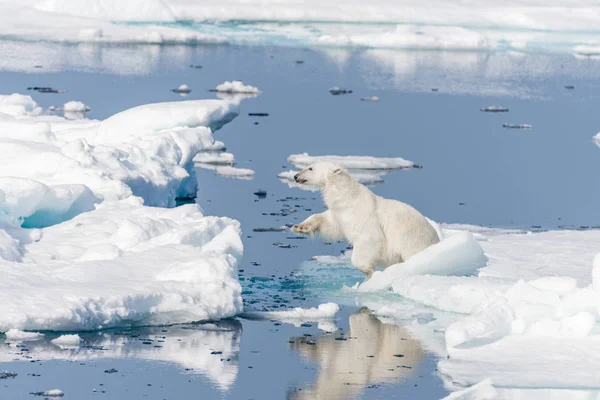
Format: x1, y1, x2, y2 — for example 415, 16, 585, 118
0, 93, 247, 332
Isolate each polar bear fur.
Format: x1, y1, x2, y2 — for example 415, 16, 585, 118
291, 161, 439, 277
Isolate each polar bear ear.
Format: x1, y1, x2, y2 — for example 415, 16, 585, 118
330, 167, 342, 175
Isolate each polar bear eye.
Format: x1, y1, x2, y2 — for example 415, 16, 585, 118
308, 167, 313, 171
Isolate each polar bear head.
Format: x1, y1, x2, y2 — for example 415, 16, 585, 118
294, 161, 345, 187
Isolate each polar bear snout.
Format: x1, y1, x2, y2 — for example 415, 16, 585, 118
294, 172, 308, 184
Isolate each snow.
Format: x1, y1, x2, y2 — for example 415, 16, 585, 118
51, 334, 82, 348
214, 81, 260, 94
196, 164, 255, 180
359, 232, 487, 292
241, 303, 339, 322
1, 1, 598, 52
63, 101, 90, 112
307, 222, 600, 395
288, 153, 420, 170
594, 132, 600, 147
4, 329, 44, 341
0, 93, 252, 331
41, 389, 64, 397
194, 152, 235, 165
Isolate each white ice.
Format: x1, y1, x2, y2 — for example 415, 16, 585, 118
309, 222, 600, 395
63, 101, 90, 112
196, 164, 255, 180
194, 152, 235, 165
0, 93, 251, 332
50, 334, 82, 348
41, 389, 64, 397
3, 1, 600, 52
594, 132, 600, 147
215, 81, 260, 94
288, 153, 419, 170
241, 303, 339, 323
4, 329, 44, 342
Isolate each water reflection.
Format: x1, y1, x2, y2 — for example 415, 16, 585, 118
288, 308, 424, 399
0, 320, 241, 391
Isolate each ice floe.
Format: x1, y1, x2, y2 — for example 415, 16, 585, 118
0, 93, 251, 331
241, 303, 339, 325
213, 81, 260, 94
50, 334, 82, 348
308, 223, 600, 395
4, 329, 44, 342
280, 153, 421, 190
594, 132, 600, 147
288, 153, 420, 170
3, 1, 600, 52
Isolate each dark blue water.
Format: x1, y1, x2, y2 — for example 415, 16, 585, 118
0, 42, 599, 399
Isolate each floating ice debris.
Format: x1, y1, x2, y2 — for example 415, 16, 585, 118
329, 87, 353, 95
360, 96, 380, 102
253, 189, 267, 198
4, 329, 45, 342
480, 106, 508, 112
31, 389, 64, 397
288, 153, 420, 170
104, 368, 119, 374
594, 132, 600, 147
51, 334, 82, 348
190, 65, 203, 69
248, 112, 269, 117
212, 81, 260, 94
0, 372, 17, 379
193, 152, 235, 165
565, 85, 575, 89
241, 303, 339, 322
431, 88, 439, 92
295, 60, 304, 64
253, 227, 287, 232
196, 163, 255, 180
27, 87, 66, 94
63, 101, 90, 112
172, 84, 191, 94
502, 123, 532, 129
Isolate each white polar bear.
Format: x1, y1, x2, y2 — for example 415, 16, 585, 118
291, 161, 439, 277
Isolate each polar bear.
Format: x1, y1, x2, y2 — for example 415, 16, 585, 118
291, 161, 439, 277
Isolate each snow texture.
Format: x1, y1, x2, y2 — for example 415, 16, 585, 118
0, 93, 249, 331
215, 81, 260, 94
288, 153, 419, 170
2, 1, 599, 52
241, 303, 339, 321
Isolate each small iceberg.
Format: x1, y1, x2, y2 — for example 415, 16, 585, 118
172, 84, 191, 94
212, 81, 260, 94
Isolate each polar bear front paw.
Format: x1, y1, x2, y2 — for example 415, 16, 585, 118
291, 222, 316, 235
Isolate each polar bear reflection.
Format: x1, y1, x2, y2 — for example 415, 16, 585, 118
288, 308, 424, 399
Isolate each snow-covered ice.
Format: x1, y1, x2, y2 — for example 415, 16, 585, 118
194, 152, 235, 165
288, 153, 420, 170
594, 132, 600, 147
0, 93, 251, 331
63, 101, 90, 113
358, 232, 487, 292
280, 153, 420, 190
1, 1, 600, 53
4, 329, 44, 342
196, 164, 255, 180
307, 222, 600, 395
214, 81, 260, 94
50, 334, 82, 348
241, 303, 339, 322
442, 379, 498, 400
40, 389, 64, 397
